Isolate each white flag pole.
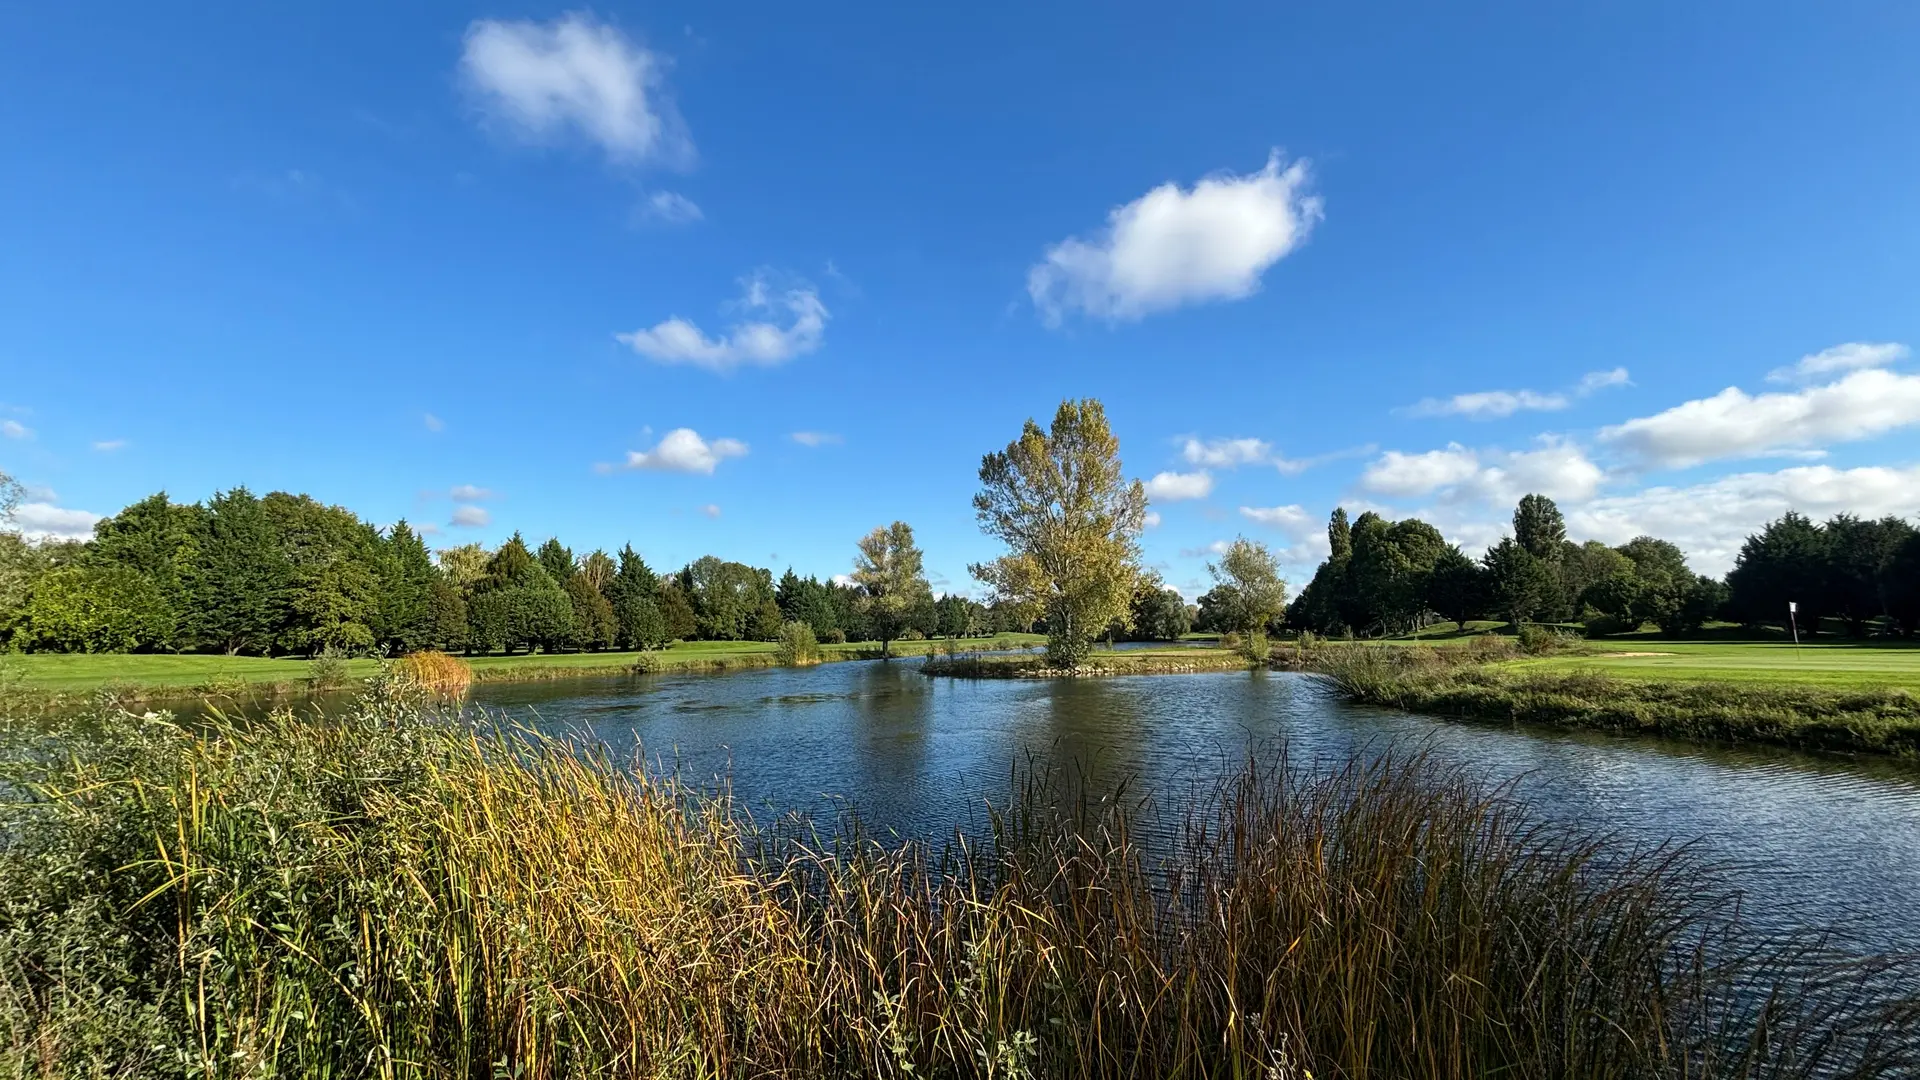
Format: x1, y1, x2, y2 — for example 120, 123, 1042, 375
1788, 601, 1800, 652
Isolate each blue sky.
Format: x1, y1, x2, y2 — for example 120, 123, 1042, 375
4, 2, 1919, 595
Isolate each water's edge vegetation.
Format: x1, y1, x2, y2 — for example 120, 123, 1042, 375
1310, 644, 1920, 758
3, 679, 1916, 1078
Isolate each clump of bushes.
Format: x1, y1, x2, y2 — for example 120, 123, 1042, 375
775, 621, 822, 666
2, 691, 1913, 1076
305, 647, 354, 691
1517, 623, 1583, 655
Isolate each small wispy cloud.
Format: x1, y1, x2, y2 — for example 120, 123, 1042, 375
1401, 367, 1632, 420
91, 439, 127, 452
790, 431, 843, 447
638, 190, 703, 224
1143, 511, 1162, 529
449, 484, 497, 501
1766, 342, 1908, 384
1, 420, 32, 440
424, 413, 445, 433
699, 503, 721, 519
450, 505, 492, 528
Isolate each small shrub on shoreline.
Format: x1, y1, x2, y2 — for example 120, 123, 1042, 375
775, 620, 822, 665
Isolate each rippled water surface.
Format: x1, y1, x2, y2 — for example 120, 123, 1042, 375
468, 662, 1920, 953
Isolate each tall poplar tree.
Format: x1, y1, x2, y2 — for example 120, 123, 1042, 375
971, 399, 1147, 668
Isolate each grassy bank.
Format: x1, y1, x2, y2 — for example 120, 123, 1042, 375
4, 685, 1913, 1077
920, 645, 1251, 678
0, 633, 1050, 700
1320, 646, 1920, 757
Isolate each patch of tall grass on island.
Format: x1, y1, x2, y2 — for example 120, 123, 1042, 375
1320, 645, 1920, 757
3, 680, 1915, 1078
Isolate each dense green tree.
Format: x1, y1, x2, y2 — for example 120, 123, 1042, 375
428, 579, 469, 653
657, 580, 698, 642
188, 488, 291, 655
776, 570, 839, 639
536, 538, 576, 589
1327, 507, 1352, 563
1424, 546, 1487, 631
1727, 512, 1829, 633
86, 491, 203, 648
1822, 515, 1912, 635
683, 556, 774, 641
1205, 538, 1288, 641
565, 571, 617, 650
1561, 541, 1634, 617
1127, 580, 1191, 641
376, 521, 438, 655
1341, 514, 1447, 634
1513, 494, 1568, 562
1482, 538, 1556, 626
852, 521, 934, 656
17, 565, 173, 653
971, 399, 1148, 668
263, 493, 382, 655
606, 545, 665, 649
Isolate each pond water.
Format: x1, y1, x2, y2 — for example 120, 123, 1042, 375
463, 661, 1920, 955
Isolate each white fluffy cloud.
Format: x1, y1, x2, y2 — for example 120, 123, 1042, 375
1402, 367, 1631, 420
460, 13, 688, 165
1, 420, 31, 440
449, 505, 491, 528
619, 275, 827, 372
619, 428, 748, 474
699, 503, 722, 519
1766, 342, 1907, 384
1028, 152, 1321, 323
1360, 444, 1483, 497
1565, 464, 1920, 575
1361, 439, 1603, 504
1144, 470, 1213, 501
1143, 511, 1162, 529
8, 502, 99, 541
640, 190, 702, 224
1600, 367, 1920, 469
1239, 503, 1316, 536
449, 484, 496, 501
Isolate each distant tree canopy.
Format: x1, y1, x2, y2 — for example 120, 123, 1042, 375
1281, 492, 1904, 640
0, 483, 993, 657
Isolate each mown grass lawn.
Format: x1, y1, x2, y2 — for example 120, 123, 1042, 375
1, 634, 1053, 693
1505, 640, 1920, 689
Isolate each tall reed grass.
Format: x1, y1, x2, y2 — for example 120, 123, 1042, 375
2, 678, 1914, 1078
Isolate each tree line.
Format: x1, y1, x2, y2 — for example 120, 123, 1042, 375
5, 402, 1904, 661
0, 488, 1024, 657
1278, 493, 1920, 639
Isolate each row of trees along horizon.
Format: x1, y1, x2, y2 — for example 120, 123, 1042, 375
1, 400, 1913, 661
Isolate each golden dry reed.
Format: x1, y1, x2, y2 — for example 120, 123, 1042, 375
1, 680, 1915, 1079
393, 650, 474, 699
